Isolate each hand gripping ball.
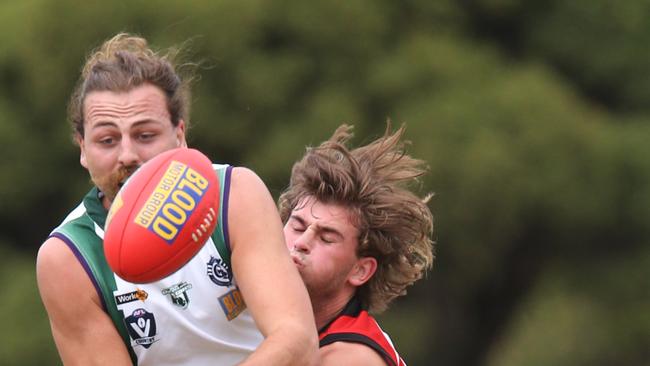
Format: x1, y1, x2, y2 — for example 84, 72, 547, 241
104, 148, 220, 283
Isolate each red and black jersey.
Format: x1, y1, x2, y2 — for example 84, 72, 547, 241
318, 296, 406, 366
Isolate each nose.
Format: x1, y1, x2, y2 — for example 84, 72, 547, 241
293, 228, 315, 254
118, 137, 141, 167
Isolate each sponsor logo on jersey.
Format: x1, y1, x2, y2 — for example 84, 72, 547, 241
207, 256, 231, 286
219, 288, 246, 321
115, 288, 149, 305
134, 160, 210, 243
125, 308, 158, 348
162, 281, 193, 309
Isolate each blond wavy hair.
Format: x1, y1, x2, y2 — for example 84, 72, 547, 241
68, 33, 192, 137
279, 123, 435, 314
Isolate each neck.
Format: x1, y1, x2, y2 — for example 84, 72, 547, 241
102, 197, 112, 210
96, 189, 112, 210
312, 290, 355, 330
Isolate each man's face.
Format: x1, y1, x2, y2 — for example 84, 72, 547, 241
78, 83, 186, 205
283, 197, 361, 302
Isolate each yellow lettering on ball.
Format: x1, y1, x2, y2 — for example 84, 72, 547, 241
152, 216, 178, 241
132, 159, 212, 243
162, 202, 187, 226
135, 161, 188, 229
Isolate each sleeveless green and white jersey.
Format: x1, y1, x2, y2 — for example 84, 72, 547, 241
50, 164, 263, 365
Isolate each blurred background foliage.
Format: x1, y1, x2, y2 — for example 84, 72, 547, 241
0, 0, 648, 365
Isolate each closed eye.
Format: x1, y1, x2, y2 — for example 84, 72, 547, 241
292, 225, 306, 233
288, 215, 307, 233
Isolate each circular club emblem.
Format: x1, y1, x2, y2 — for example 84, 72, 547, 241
207, 256, 231, 286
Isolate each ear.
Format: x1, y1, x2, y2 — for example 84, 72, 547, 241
176, 119, 187, 147
75, 133, 88, 169
348, 257, 377, 287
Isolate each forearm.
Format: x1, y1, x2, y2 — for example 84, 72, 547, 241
228, 168, 319, 365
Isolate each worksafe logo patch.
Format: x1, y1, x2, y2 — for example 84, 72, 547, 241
115, 289, 148, 305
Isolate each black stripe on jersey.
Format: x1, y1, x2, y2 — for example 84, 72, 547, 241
319, 332, 396, 366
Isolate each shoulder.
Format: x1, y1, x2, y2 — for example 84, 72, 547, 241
227, 167, 275, 212
37, 236, 95, 294
229, 166, 265, 189
320, 341, 388, 366
227, 167, 273, 216
37, 236, 104, 313
320, 308, 404, 366
37, 237, 73, 303
37, 236, 75, 277
225, 167, 282, 250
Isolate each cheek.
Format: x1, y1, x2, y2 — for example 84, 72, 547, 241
84, 151, 112, 173
118, 139, 167, 164
140, 142, 179, 163
84, 141, 117, 160
139, 149, 162, 163
311, 250, 339, 272
324, 248, 356, 272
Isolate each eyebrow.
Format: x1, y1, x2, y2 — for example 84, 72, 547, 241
88, 120, 118, 130
89, 119, 163, 130
289, 215, 307, 226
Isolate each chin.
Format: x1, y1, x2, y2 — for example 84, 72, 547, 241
296, 267, 308, 279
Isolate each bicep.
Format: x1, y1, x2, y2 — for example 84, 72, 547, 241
37, 238, 132, 365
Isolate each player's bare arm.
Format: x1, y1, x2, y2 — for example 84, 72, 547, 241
37, 237, 132, 365
227, 167, 319, 366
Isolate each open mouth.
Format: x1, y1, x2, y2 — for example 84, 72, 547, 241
116, 166, 139, 189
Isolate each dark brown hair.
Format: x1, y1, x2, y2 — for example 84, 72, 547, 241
279, 123, 435, 313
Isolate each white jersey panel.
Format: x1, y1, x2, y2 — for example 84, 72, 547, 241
112, 236, 263, 365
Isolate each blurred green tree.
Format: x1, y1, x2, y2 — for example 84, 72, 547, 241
0, 0, 647, 365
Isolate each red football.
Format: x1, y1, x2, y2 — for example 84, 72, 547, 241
104, 148, 220, 283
